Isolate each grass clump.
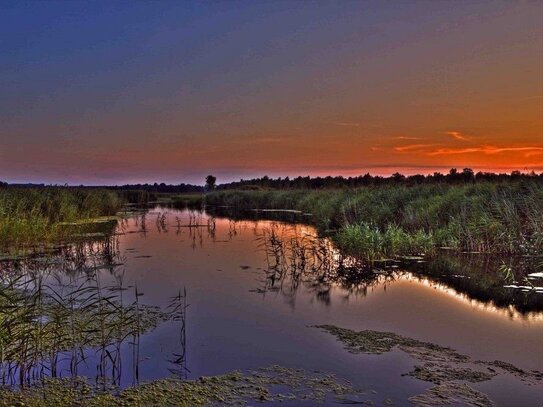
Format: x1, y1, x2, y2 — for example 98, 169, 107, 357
335, 223, 434, 260
0, 187, 124, 251
0, 269, 169, 386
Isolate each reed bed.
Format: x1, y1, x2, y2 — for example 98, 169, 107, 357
0, 238, 186, 387
206, 181, 543, 256
0, 188, 125, 251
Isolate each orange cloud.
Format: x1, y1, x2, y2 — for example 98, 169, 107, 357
394, 144, 435, 152
445, 131, 471, 141
393, 136, 421, 140
428, 146, 543, 156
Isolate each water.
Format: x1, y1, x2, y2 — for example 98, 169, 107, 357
2, 206, 543, 405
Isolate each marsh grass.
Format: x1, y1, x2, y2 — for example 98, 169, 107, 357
335, 223, 434, 260
0, 188, 125, 252
207, 181, 543, 256
0, 238, 182, 387
171, 194, 205, 210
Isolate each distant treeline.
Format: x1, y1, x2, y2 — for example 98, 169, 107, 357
217, 169, 543, 190
105, 183, 204, 193
2, 169, 543, 193
2, 182, 204, 194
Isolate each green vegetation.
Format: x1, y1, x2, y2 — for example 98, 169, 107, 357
206, 181, 543, 257
0, 366, 365, 406
0, 262, 171, 386
170, 193, 206, 210
7, 177, 543, 258
0, 188, 125, 251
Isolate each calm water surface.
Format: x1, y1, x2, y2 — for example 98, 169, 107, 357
5, 206, 543, 405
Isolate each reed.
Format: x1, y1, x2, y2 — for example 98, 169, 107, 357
206, 181, 543, 256
0, 239, 181, 386
0, 187, 125, 251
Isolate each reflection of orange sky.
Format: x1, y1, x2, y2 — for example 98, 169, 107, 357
207, 217, 543, 324
126, 211, 543, 326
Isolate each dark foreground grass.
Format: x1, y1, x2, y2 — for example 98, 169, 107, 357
206, 181, 543, 258
0, 187, 125, 251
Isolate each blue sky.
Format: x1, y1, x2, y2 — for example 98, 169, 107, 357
1, 1, 542, 185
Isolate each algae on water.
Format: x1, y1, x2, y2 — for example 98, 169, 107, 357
0, 366, 370, 407
314, 324, 543, 406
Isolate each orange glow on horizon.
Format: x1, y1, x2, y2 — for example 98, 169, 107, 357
2, 1, 543, 185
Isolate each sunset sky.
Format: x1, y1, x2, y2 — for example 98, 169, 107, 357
1, 1, 543, 185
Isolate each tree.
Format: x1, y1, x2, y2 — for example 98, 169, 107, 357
392, 172, 405, 182
461, 168, 475, 182
205, 175, 217, 191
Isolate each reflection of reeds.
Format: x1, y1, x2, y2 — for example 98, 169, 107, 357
254, 222, 543, 313
255, 224, 390, 306
0, 236, 185, 387
167, 288, 189, 379
408, 253, 543, 314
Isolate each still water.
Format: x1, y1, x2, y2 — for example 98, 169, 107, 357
3, 206, 543, 405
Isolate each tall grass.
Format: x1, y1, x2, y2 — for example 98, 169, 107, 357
206, 181, 543, 256
0, 188, 125, 251
0, 239, 183, 386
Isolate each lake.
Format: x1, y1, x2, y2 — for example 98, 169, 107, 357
2, 205, 542, 405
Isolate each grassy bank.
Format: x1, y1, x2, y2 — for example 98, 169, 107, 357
206, 181, 543, 257
0, 187, 127, 250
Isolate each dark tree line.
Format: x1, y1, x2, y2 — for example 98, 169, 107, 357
216, 169, 543, 190
106, 183, 205, 193
0, 182, 204, 193
2, 168, 542, 192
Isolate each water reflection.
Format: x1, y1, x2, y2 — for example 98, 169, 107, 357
406, 253, 543, 314
1, 205, 543, 395
247, 221, 543, 318
0, 236, 187, 387
399, 272, 543, 323
253, 224, 395, 307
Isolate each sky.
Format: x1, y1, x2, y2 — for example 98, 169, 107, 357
1, 0, 543, 185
